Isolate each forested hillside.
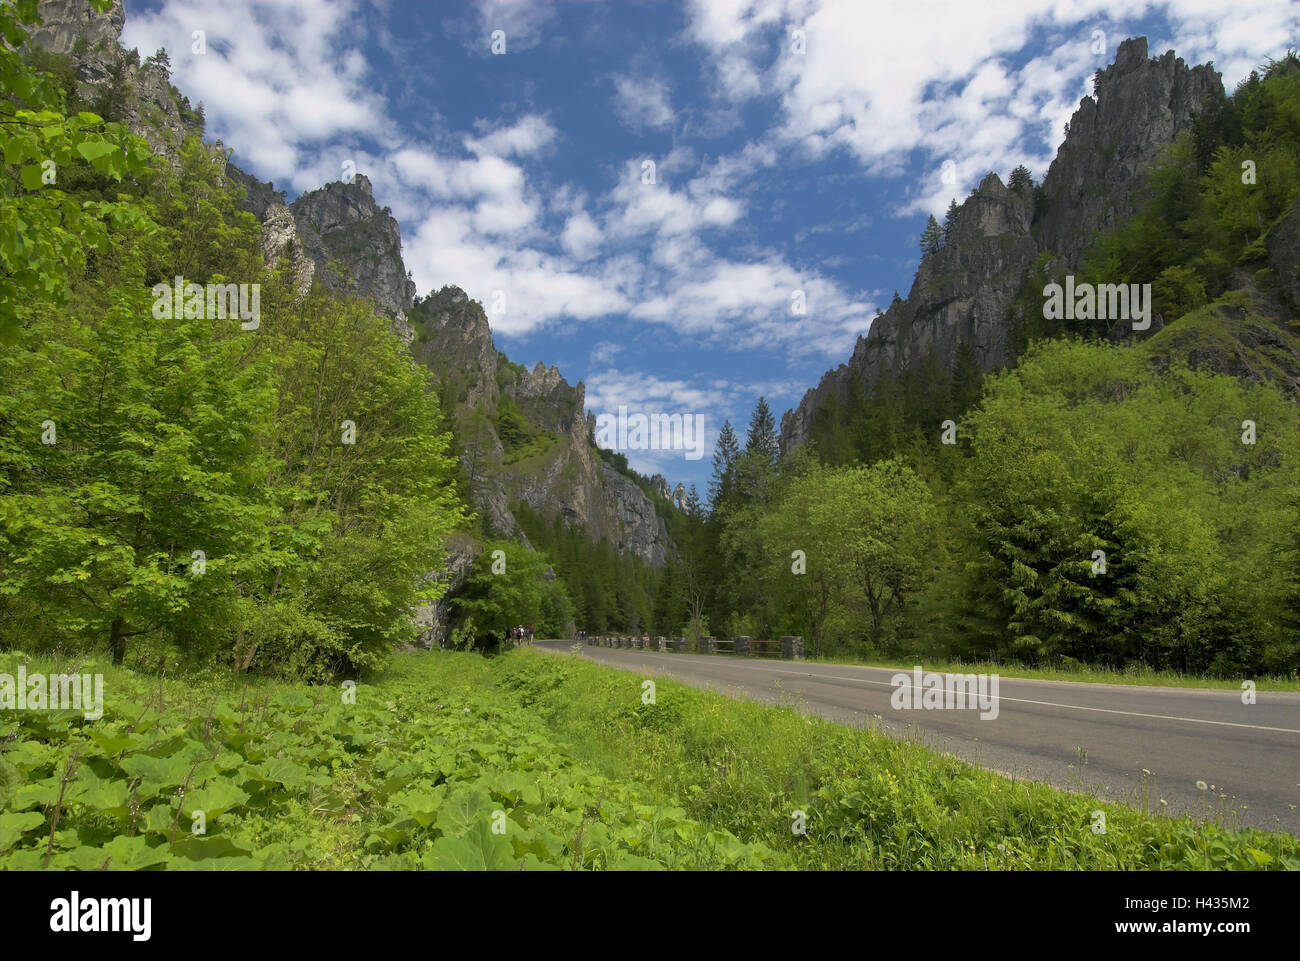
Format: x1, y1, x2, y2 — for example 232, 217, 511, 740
3, 0, 1297, 683
699, 53, 1300, 677
0, 0, 691, 670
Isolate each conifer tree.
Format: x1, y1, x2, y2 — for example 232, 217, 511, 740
920, 214, 943, 254
744, 397, 780, 466
708, 420, 740, 513
943, 199, 960, 241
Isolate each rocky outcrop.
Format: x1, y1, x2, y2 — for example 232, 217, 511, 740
783, 172, 1036, 447
225, 162, 286, 221
27, 0, 199, 157
23, 0, 122, 54
1266, 197, 1300, 312
289, 175, 416, 323
600, 466, 669, 565
408, 287, 673, 566
258, 202, 315, 299
505, 364, 670, 568
413, 536, 480, 649
1038, 38, 1222, 269
224, 164, 416, 341
782, 37, 1224, 452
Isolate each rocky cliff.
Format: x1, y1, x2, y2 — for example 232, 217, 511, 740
27, 0, 676, 656
408, 287, 672, 567
23, 0, 201, 157
781, 37, 1225, 452
289, 175, 417, 324
1037, 39, 1222, 269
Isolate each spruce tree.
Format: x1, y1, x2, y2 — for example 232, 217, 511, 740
943, 199, 960, 241
745, 397, 780, 465
920, 214, 943, 254
708, 420, 740, 512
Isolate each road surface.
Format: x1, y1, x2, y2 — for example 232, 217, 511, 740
535, 640, 1300, 835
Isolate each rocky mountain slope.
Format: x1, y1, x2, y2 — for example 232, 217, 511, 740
781, 38, 1245, 452
408, 286, 670, 566
226, 143, 675, 572
25, 0, 676, 644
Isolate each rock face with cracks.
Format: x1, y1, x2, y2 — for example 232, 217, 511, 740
781, 37, 1227, 454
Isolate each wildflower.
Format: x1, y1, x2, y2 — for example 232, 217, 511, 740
1196, 780, 1207, 791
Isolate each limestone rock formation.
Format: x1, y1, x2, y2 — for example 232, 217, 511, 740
781, 37, 1225, 453
258, 202, 315, 300
288, 175, 417, 321
26, 0, 201, 158
1038, 38, 1222, 269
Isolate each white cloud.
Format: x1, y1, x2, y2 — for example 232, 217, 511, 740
562, 211, 603, 260
471, 0, 555, 53
684, 0, 1298, 218
612, 73, 676, 129
589, 341, 624, 366
121, 0, 392, 192
466, 115, 558, 158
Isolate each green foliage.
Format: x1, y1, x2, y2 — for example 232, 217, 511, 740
0, 650, 773, 870
0, 0, 156, 343
0, 15, 468, 680
450, 540, 563, 646
956, 339, 1297, 674
496, 393, 555, 464
720, 457, 937, 655
920, 214, 943, 254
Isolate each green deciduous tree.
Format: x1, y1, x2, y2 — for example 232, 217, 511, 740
0, 0, 156, 343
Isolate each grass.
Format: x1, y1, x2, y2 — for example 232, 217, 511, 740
3, 646, 1296, 870
499, 647, 1297, 868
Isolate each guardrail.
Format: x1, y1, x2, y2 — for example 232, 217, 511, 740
582, 634, 804, 660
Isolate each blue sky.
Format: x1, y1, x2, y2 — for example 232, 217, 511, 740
121, 0, 1297, 491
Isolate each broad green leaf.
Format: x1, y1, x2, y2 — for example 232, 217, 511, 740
97, 834, 172, 870
0, 810, 46, 850
422, 820, 517, 871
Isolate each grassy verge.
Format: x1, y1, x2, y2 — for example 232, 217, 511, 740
496, 648, 1299, 869
3, 648, 1294, 870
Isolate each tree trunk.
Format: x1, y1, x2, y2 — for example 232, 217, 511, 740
110, 617, 127, 665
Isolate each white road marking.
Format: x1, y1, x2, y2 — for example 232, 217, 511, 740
569, 647, 1300, 735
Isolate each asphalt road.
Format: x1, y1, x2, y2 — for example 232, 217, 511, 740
535, 640, 1300, 835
